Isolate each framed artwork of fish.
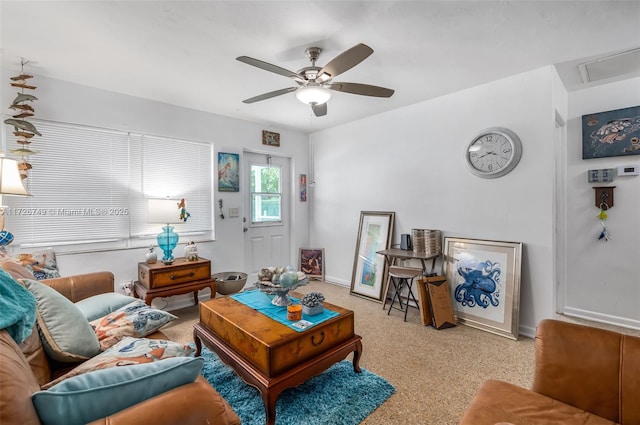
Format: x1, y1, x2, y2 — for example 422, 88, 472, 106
443, 237, 522, 340
582, 105, 640, 159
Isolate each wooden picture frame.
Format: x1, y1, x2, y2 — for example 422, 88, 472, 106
262, 130, 280, 147
350, 211, 395, 302
443, 237, 522, 340
299, 248, 324, 280
582, 105, 640, 159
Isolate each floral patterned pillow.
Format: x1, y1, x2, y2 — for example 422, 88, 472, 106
90, 301, 177, 351
42, 336, 194, 389
12, 248, 60, 280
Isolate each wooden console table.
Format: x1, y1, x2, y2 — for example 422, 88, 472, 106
133, 257, 216, 306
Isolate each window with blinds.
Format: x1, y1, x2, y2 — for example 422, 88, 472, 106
3, 120, 213, 251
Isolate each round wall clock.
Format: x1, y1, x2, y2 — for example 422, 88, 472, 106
465, 127, 523, 178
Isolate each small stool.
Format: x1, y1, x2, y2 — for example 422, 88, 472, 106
386, 266, 422, 321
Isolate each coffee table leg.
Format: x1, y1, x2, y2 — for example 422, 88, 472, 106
261, 388, 279, 425
352, 339, 363, 373
193, 330, 203, 357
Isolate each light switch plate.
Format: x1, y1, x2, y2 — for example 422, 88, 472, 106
229, 207, 239, 218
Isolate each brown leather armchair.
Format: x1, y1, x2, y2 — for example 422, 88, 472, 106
460, 319, 640, 425
0, 267, 240, 425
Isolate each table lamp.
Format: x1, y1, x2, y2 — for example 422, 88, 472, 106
0, 155, 31, 246
148, 198, 181, 264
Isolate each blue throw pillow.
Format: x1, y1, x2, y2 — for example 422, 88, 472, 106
32, 356, 204, 425
75, 293, 138, 322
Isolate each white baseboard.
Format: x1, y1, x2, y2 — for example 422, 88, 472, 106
518, 324, 536, 339
324, 275, 349, 287
562, 307, 640, 331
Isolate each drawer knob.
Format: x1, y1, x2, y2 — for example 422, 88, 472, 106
311, 331, 325, 346
170, 272, 195, 280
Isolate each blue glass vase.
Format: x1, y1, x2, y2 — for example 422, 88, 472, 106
157, 225, 178, 264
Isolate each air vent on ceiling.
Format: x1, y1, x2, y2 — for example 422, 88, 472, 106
578, 48, 640, 84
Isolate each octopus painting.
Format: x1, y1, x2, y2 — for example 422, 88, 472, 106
454, 256, 502, 309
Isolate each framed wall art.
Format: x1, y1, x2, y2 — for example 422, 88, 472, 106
350, 211, 395, 302
218, 152, 240, 192
299, 248, 324, 280
262, 130, 280, 147
443, 237, 522, 340
299, 174, 307, 202
582, 105, 640, 159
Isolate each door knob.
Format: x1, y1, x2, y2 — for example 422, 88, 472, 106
243, 227, 248, 232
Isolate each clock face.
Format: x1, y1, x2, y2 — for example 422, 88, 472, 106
465, 127, 522, 178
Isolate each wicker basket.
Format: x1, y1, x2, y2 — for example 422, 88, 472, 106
410, 229, 442, 255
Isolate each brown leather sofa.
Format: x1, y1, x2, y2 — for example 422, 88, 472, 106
0, 267, 240, 425
460, 319, 640, 425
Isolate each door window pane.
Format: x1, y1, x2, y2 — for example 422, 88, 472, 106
250, 164, 281, 223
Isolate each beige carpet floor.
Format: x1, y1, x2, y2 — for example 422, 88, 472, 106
160, 281, 637, 425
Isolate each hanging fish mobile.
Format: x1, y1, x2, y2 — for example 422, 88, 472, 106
3, 60, 40, 179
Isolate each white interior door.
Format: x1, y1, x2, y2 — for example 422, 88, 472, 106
243, 152, 291, 281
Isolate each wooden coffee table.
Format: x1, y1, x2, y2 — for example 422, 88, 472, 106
193, 292, 362, 425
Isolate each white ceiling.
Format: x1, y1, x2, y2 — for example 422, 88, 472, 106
2, 1, 639, 134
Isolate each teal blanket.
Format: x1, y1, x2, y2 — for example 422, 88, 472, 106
0, 269, 36, 344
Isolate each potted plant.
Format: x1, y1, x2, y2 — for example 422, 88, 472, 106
301, 292, 325, 316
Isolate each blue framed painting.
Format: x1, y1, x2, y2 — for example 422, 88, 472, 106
582, 105, 640, 159
218, 152, 239, 192
443, 237, 522, 340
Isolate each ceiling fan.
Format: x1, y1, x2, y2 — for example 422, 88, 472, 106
236, 43, 394, 117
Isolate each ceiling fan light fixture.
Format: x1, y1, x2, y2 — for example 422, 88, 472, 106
295, 86, 331, 105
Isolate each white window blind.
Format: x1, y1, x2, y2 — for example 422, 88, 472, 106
129, 134, 213, 238
3, 120, 213, 249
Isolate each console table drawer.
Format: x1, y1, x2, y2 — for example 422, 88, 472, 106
138, 258, 211, 289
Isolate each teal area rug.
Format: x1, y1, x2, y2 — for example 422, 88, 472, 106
198, 346, 396, 425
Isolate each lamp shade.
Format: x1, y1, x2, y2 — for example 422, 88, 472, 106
295, 86, 332, 105
0, 156, 30, 196
148, 199, 181, 224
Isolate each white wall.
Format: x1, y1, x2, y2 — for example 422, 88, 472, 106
1, 71, 310, 307
310, 67, 560, 336
564, 77, 640, 329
